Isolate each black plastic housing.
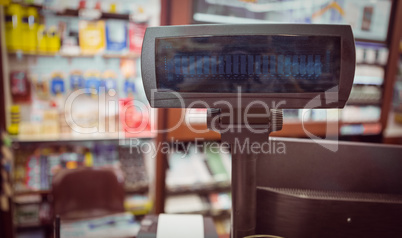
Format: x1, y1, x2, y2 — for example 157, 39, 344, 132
141, 24, 355, 109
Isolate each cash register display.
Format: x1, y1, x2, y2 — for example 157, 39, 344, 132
155, 35, 341, 93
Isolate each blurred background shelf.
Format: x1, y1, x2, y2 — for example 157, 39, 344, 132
125, 184, 150, 194
10, 131, 155, 143
169, 209, 231, 218
57, 8, 134, 21
166, 118, 383, 141
16, 3, 132, 21
167, 182, 231, 196
15, 222, 52, 230
8, 51, 140, 59
14, 184, 149, 197
14, 190, 51, 197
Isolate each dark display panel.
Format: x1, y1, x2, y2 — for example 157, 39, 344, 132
156, 35, 340, 93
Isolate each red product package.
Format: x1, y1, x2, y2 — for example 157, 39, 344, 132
128, 23, 147, 54
119, 98, 151, 135
119, 98, 139, 133
10, 71, 31, 103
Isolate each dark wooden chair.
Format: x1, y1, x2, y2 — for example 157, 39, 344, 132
52, 167, 125, 221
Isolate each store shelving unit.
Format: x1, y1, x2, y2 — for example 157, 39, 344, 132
13, 190, 51, 197
8, 51, 140, 59
0, 1, 161, 237
167, 182, 231, 196
17, 2, 134, 21
168, 208, 231, 219
10, 131, 155, 143
13, 182, 149, 197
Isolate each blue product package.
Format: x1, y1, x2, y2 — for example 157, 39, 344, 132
106, 20, 128, 52
70, 73, 85, 90
51, 76, 65, 95
105, 78, 117, 91
85, 77, 101, 94
105, 144, 117, 164
124, 80, 136, 97
100, 78, 117, 92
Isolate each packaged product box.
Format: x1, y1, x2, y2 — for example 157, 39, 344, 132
78, 20, 106, 54
128, 23, 147, 54
106, 20, 128, 52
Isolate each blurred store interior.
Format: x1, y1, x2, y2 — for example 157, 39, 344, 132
0, 0, 401, 237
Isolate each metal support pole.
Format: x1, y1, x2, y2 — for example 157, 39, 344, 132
208, 108, 282, 238
231, 145, 257, 238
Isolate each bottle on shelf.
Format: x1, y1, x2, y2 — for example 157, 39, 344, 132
7, 105, 20, 135
37, 24, 47, 53
5, 3, 23, 51
22, 7, 38, 52
47, 26, 61, 53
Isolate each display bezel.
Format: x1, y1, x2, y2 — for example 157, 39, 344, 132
141, 24, 355, 109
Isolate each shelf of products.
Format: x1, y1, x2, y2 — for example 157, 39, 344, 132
14, 184, 150, 197
192, 0, 392, 43
3, 1, 156, 141
57, 8, 131, 21
8, 51, 140, 59
11, 142, 154, 236
14, 190, 51, 197
12, 141, 153, 193
165, 142, 231, 188
4, 2, 149, 59
2, 1, 161, 235
14, 201, 52, 229
10, 131, 156, 143
162, 141, 232, 224
18, 2, 140, 21
168, 182, 231, 196
16, 222, 52, 229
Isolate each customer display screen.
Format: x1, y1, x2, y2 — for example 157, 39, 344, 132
155, 35, 341, 93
